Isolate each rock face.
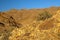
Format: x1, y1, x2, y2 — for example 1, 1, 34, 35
0, 7, 60, 40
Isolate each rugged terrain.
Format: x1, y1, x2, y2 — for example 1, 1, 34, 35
0, 7, 60, 40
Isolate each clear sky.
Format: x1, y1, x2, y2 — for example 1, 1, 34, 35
0, 0, 60, 11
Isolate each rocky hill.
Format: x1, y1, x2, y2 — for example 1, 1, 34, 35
0, 7, 60, 40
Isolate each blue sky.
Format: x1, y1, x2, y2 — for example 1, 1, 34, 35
0, 0, 60, 11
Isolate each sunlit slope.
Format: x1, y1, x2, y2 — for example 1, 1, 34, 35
9, 10, 60, 40
4, 7, 60, 24
0, 7, 60, 40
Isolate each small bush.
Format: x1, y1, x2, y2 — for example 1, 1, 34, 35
0, 22, 5, 27
37, 11, 52, 21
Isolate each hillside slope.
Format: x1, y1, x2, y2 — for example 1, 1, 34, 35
0, 7, 60, 40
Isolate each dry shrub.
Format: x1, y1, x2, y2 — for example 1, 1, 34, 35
37, 11, 52, 21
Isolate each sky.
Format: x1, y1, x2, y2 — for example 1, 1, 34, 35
0, 0, 60, 11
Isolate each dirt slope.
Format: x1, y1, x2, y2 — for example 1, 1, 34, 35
0, 7, 60, 40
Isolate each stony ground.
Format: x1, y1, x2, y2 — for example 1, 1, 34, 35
0, 7, 60, 40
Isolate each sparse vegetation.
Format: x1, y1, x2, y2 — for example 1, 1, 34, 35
8, 16, 22, 28
0, 7, 60, 40
37, 11, 52, 21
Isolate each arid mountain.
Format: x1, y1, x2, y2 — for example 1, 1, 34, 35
0, 7, 60, 40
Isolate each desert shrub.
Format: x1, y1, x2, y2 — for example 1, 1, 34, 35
37, 11, 52, 21
8, 16, 22, 28
0, 22, 5, 27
